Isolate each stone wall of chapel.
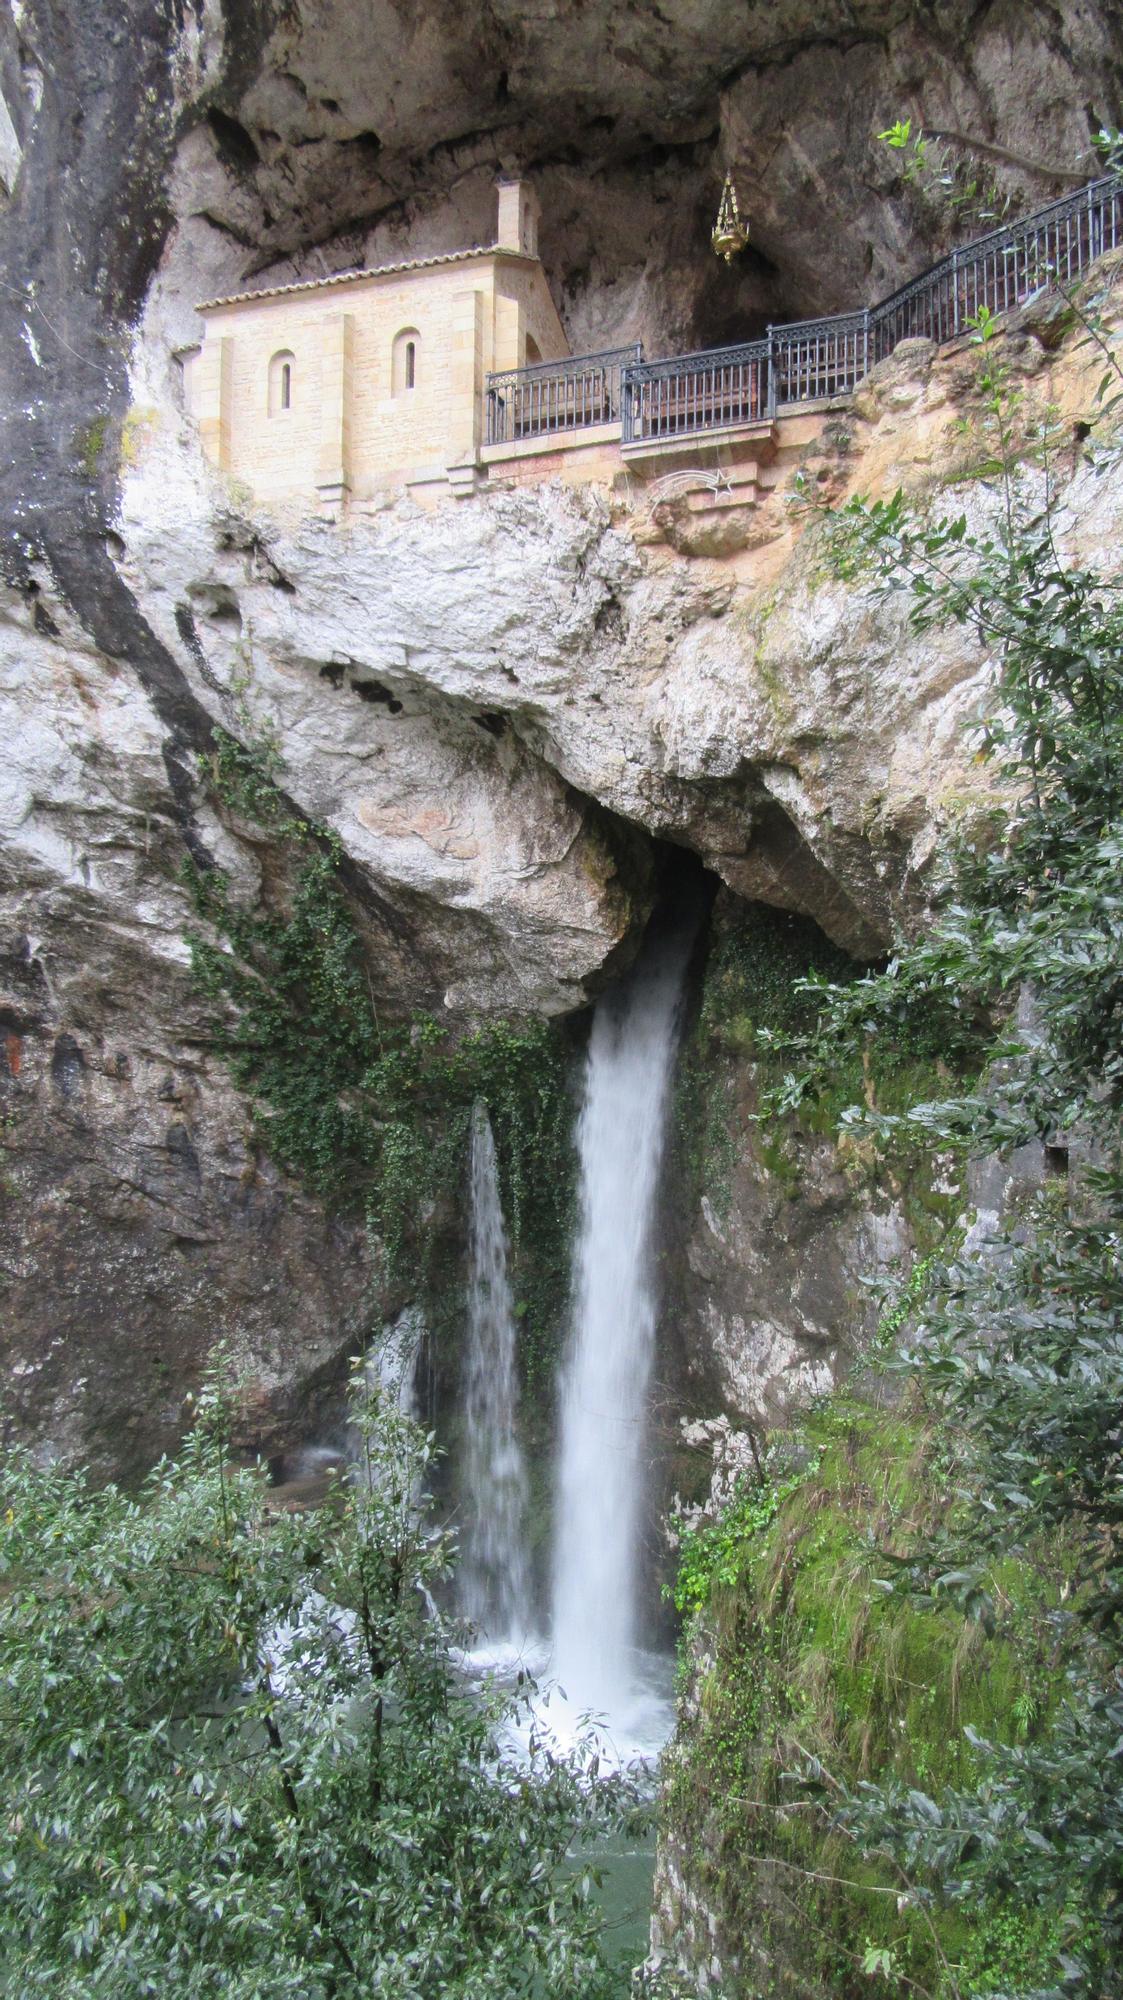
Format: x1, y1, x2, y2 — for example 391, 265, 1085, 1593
195, 260, 513, 506
342, 263, 497, 498
495, 264, 569, 369
224, 312, 323, 504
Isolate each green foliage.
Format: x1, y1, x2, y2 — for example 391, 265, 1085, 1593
873, 1253, 936, 1344
669, 1459, 819, 1615
203, 722, 292, 832
0, 1359, 633, 1998
672, 900, 973, 1230
878, 117, 918, 156
698, 905, 855, 1049
185, 730, 575, 1375
672, 904, 856, 1213
76, 412, 109, 480
953, 1902, 1071, 1998
664, 1402, 1077, 2000
749, 305, 1123, 1992
876, 118, 1011, 229
862, 1943, 899, 1980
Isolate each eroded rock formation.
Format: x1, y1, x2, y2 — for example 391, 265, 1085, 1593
1, 0, 1121, 1469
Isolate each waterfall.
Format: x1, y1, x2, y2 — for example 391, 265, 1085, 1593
370, 1304, 423, 1418
551, 918, 693, 1721
459, 1101, 531, 1641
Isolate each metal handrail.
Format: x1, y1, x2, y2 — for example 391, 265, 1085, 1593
876, 170, 1120, 312
868, 172, 1123, 362
485, 343, 642, 446
625, 337, 769, 380
768, 310, 871, 412
623, 339, 769, 442
487, 173, 1123, 451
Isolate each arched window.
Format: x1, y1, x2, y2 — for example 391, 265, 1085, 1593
392, 327, 420, 396
269, 350, 295, 416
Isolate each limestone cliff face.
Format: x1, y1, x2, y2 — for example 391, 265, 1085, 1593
0, 603, 372, 1478
1, 0, 1121, 1471
140, 1, 1123, 363
122, 295, 1123, 992
8, 266, 1122, 1471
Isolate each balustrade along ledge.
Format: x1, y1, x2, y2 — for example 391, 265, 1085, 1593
483, 172, 1123, 452
484, 345, 642, 447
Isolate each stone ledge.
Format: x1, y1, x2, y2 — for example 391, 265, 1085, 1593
620, 419, 779, 476
480, 418, 622, 465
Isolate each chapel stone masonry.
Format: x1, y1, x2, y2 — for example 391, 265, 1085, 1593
185, 168, 1119, 529
185, 180, 567, 511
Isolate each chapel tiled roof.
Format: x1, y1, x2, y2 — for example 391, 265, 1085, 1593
196, 241, 531, 313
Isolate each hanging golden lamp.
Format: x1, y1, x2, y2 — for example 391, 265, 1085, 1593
711, 173, 749, 263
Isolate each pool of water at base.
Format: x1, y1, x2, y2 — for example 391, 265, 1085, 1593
574, 1818, 660, 1987
456, 1637, 675, 1989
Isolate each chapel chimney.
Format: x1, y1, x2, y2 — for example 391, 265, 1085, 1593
496, 178, 539, 258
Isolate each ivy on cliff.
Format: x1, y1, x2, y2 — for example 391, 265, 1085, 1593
183, 734, 575, 1373
672, 894, 979, 1236
664, 1399, 1082, 2000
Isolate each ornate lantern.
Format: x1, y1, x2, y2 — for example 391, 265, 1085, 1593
711, 173, 749, 263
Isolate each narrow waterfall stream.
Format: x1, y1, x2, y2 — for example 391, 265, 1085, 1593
370, 1304, 423, 1419
459, 1101, 531, 1642
551, 914, 695, 1725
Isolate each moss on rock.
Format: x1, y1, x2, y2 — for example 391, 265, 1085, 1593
656, 1398, 1077, 1998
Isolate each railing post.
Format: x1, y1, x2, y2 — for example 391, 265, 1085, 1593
766, 327, 777, 419
862, 306, 870, 383
950, 246, 962, 338
621, 365, 635, 444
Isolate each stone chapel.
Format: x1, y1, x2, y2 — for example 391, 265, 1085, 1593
185, 179, 568, 511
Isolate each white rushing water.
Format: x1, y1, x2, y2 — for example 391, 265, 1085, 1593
459, 1101, 531, 1642
551, 919, 694, 1726
369, 1303, 423, 1418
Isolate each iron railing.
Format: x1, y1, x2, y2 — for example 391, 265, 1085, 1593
484, 344, 642, 446
486, 172, 1123, 451
871, 172, 1123, 359
622, 339, 768, 443
770, 309, 871, 410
